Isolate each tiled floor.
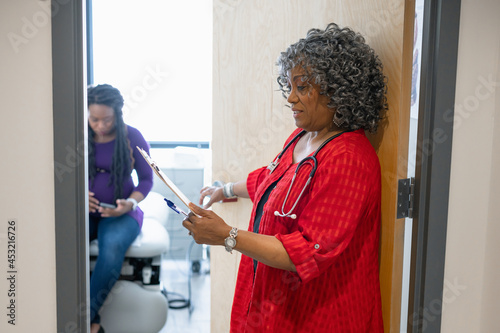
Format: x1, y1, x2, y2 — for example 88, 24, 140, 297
159, 257, 211, 333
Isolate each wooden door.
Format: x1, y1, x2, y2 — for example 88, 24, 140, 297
211, 1, 415, 332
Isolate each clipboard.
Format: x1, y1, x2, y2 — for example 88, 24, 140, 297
136, 146, 192, 210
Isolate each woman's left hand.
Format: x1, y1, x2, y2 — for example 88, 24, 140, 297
98, 199, 134, 217
182, 203, 231, 246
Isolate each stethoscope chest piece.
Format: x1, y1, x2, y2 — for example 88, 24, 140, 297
274, 210, 297, 219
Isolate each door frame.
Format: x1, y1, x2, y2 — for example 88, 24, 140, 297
52, 0, 89, 332
51, 0, 463, 331
408, 0, 462, 332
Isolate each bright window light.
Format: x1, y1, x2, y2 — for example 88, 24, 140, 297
91, 0, 213, 142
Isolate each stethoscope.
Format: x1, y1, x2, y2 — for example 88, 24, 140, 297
269, 129, 353, 219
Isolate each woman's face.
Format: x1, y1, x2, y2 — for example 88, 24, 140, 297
88, 104, 116, 137
286, 66, 334, 132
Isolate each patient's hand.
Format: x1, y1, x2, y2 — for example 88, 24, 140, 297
89, 191, 99, 213
99, 199, 133, 217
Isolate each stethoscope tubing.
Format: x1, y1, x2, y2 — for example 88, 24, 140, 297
272, 129, 354, 219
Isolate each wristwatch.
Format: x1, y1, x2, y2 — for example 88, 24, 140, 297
126, 198, 138, 211
224, 227, 238, 254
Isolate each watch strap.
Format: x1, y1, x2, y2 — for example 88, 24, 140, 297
126, 198, 138, 211
225, 227, 238, 253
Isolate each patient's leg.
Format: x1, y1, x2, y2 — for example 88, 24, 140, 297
89, 215, 140, 324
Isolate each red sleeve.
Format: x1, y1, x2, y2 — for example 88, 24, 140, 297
246, 167, 268, 202
275, 150, 379, 283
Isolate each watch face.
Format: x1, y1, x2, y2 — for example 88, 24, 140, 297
225, 237, 236, 248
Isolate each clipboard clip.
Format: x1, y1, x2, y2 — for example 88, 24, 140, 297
136, 146, 160, 172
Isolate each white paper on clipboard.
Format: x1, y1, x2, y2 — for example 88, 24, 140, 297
136, 146, 192, 209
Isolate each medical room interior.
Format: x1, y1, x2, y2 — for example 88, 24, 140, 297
1, 0, 499, 332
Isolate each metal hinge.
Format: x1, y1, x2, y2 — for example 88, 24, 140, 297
397, 177, 415, 219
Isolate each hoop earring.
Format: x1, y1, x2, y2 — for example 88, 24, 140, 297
333, 112, 345, 127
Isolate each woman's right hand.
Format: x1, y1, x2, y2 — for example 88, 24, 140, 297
199, 186, 225, 209
88, 191, 99, 213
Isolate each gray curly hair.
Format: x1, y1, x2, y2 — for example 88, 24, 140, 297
277, 23, 388, 133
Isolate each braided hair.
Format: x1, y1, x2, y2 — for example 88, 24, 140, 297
88, 84, 135, 201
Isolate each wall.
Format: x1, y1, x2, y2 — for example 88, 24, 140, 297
0, 1, 57, 332
442, 0, 500, 331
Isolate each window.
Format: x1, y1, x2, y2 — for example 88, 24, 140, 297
91, 0, 212, 143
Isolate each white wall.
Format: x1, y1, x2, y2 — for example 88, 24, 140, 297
442, 0, 500, 331
0, 1, 57, 332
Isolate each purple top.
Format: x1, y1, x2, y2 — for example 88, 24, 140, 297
89, 125, 154, 229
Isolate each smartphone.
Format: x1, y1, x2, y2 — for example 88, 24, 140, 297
99, 202, 117, 209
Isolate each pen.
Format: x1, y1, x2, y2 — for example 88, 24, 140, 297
164, 198, 189, 217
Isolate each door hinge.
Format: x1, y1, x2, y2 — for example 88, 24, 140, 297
397, 177, 415, 219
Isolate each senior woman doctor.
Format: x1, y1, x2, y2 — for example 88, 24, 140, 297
183, 23, 387, 332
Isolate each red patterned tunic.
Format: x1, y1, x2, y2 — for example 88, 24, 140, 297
230, 128, 384, 332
